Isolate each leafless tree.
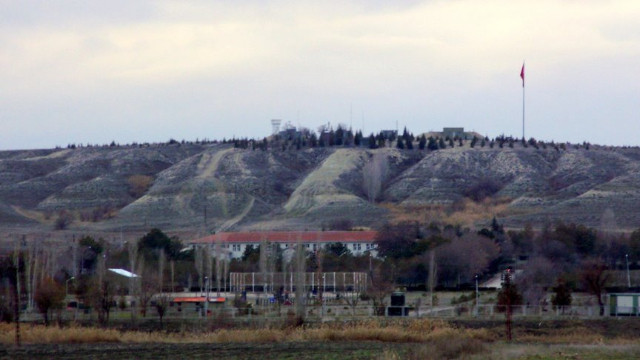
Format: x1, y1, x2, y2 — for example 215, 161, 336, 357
315, 247, 324, 295
259, 236, 268, 299
517, 256, 556, 306
223, 257, 229, 294
158, 250, 165, 292
154, 293, 171, 327
206, 242, 213, 295
214, 240, 222, 297
367, 264, 394, 316
34, 277, 65, 326
362, 152, 388, 203
91, 254, 115, 325
136, 263, 158, 318
294, 240, 306, 321
581, 258, 610, 316
127, 240, 138, 321
428, 250, 437, 308
436, 233, 499, 287
343, 273, 366, 316
24, 238, 35, 312
195, 245, 204, 293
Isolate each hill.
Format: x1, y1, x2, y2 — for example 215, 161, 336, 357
1, 141, 639, 235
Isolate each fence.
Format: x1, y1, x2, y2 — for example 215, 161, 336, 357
229, 272, 367, 294
18, 302, 629, 326
419, 304, 605, 319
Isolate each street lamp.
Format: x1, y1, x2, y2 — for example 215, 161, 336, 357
626, 254, 631, 288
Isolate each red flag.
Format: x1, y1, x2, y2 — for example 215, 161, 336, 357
520, 63, 525, 87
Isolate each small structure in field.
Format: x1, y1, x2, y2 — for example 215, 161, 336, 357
608, 293, 640, 316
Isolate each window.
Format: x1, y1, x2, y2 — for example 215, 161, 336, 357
313, 244, 317, 251
232, 244, 241, 252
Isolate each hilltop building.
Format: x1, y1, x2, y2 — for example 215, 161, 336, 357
442, 127, 466, 139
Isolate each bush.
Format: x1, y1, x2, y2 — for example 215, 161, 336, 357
127, 174, 153, 198
0, 299, 12, 323
464, 178, 502, 202
233, 297, 253, 316
54, 210, 73, 230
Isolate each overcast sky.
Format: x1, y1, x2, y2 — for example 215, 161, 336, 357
1, 0, 639, 150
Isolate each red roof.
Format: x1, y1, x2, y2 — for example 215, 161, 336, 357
173, 297, 226, 303
190, 231, 378, 244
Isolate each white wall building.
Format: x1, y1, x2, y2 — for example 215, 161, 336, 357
188, 231, 378, 259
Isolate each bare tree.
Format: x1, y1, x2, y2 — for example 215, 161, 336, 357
517, 256, 556, 306
362, 152, 389, 203
259, 236, 268, 300
24, 238, 35, 312
206, 242, 213, 295
127, 240, 138, 321
154, 293, 171, 327
195, 246, 204, 293
314, 243, 325, 317
34, 277, 65, 326
436, 233, 499, 287
343, 273, 366, 316
294, 240, 306, 321
158, 250, 165, 292
581, 258, 610, 316
223, 257, 229, 294
92, 254, 114, 325
137, 265, 157, 318
428, 250, 437, 308
367, 264, 394, 316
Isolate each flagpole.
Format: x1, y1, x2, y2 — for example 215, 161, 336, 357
521, 62, 525, 140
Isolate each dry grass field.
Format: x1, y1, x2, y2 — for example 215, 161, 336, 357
2, 319, 640, 359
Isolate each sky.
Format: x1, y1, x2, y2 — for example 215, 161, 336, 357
1, 0, 639, 150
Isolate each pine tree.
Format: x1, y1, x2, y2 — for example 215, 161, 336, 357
427, 137, 438, 151
368, 134, 377, 149
419, 135, 426, 150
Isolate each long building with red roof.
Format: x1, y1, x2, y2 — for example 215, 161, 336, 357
188, 231, 378, 259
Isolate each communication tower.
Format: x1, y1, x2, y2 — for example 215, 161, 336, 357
271, 119, 282, 135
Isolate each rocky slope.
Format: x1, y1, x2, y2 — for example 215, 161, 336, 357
1, 142, 639, 233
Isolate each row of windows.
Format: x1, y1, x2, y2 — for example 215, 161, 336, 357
226, 243, 376, 252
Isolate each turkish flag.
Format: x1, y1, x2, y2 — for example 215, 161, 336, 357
520, 63, 525, 87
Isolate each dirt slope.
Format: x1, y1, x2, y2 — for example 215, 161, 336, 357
0, 143, 639, 232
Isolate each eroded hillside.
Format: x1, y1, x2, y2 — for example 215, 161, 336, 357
1, 143, 639, 232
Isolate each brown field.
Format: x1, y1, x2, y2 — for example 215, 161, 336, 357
2, 319, 640, 359
380, 197, 514, 227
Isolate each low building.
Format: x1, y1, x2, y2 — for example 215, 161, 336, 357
608, 293, 640, 316
442, 127, 465, 139
188, 231, 378, 259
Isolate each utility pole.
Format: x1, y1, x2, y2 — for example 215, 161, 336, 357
626, 254, 631, 288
